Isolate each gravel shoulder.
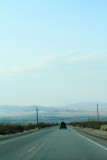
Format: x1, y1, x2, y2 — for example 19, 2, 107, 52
74, 127, 107, 140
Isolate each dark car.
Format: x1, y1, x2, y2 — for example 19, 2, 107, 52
60, 121, 67, 129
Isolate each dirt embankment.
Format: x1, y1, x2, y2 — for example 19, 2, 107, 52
0, 128, 39, 140
74, 127, 107, 140
0, 126, 53, 140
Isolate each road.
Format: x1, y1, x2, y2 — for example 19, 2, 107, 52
0, 126, 107, 160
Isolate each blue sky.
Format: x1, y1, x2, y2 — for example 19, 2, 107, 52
0, 0, 107, 106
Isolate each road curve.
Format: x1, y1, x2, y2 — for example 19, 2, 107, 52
0, 126, 107, 160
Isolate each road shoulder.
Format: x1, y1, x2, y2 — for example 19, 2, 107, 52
73, 127, 107, 140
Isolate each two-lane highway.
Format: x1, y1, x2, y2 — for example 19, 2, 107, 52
0, 126, 107, 160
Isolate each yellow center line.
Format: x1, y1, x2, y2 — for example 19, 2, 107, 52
27, 146, 36, 153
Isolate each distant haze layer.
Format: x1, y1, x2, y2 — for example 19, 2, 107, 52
0, 102, 107, 118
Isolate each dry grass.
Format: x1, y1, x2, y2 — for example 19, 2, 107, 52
100, 125, 107, 131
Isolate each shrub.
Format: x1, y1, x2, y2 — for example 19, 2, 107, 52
70, 121, 107, 129
24, 123, 36, 130
0, 122, 55, 135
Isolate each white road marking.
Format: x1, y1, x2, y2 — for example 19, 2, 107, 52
74, 129, 107, 151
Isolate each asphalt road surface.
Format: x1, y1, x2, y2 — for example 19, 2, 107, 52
0, 126, 107, 160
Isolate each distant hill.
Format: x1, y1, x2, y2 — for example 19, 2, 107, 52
0, 102, 107, 123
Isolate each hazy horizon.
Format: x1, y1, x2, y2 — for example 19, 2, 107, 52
0, 102, 107, 119
0, 0, 107, 106
0, 101, 107, 108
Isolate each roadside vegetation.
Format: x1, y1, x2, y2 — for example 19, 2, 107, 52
0, 123, 55, 135
69, 120, 107, 130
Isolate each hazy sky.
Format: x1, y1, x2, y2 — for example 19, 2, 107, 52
0, 0, 107, 106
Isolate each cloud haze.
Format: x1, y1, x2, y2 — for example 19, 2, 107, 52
0, 0, 107, 106
67, 51, 107, 62
0, 51, 77, 77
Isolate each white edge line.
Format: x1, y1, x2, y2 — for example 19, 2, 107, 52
74, 129, 107, 151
